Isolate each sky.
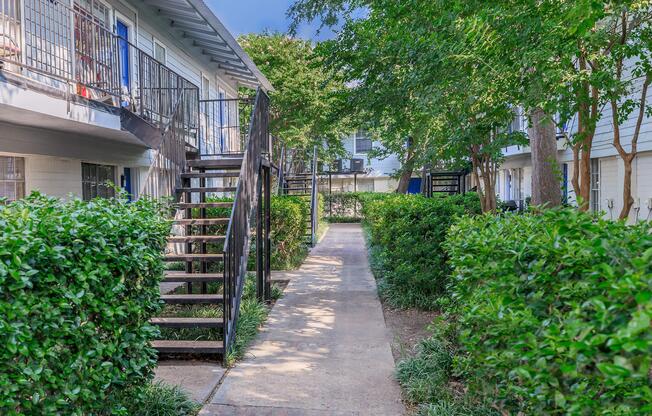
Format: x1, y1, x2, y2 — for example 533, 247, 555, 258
205, 0, 336, 41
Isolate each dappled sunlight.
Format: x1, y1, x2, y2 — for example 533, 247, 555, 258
209, 224, 405, 415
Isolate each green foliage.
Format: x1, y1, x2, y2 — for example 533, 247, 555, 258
363, 193, 481, 309
271, 196, 310, 269
323, 192, 366, 220
0, 192, 170, 415
445, 209, 652, 414
107, 382, 199, 416
238, 33, 350, 159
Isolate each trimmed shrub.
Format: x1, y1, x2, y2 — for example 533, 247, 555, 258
445, 208, 652, 414
0, 193, 170, 415
271, 195, 310, 269
363, 193, 481, 309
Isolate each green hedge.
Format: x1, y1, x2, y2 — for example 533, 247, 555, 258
363, 193, 481, 309
0, 193, 170, 415
271, 196, 310, 269
445, 209, 652, 414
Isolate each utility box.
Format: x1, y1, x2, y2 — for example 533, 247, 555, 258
350, 158, 364, 172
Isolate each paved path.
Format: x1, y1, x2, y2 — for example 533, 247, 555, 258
202, 224, 405, 416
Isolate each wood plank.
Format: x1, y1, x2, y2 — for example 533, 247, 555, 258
172, 218, 230, 225
163, 272, 223, 282
150, 317, 223, 328
176, 187, 237, 193
152, 340, 224, 354
161, 294, 224, 304
164, 253, 224, 262
168, 235, 226, 243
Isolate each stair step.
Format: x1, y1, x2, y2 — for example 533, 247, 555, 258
285, 193, 311, 196
168, 235, 226, 243
177, 187, 237, 193
164, 253, 224, 262
187, 158, 243, 169
173, 218, 230, 226
161, 294, 224, 304
284, 187, 311, 191
152, 340, 224, 354
175, 202, 233, 209
150, 317, 224, 328
163, 271, 223, 282
181, 172, 240, 179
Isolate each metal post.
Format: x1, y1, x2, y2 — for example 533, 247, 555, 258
264, 165, 271, 302
256, 168, 264, 302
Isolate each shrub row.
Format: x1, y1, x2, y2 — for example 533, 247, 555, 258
444, 208, 652, 414
363, 193, 481, 309
0, 193, 170, 415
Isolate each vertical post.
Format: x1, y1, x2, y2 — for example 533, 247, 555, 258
256, 168, 264, 302
264, 165, 271, 302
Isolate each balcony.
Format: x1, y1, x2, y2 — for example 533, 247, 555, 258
0, 0, 199, 149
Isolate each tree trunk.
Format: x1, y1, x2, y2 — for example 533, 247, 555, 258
529, 108, 561, 208
619, 156, 634, 220
396, 137, 415, 193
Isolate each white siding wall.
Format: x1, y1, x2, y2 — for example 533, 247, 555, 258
24, 155, 84, 199
341, 134, 402, 176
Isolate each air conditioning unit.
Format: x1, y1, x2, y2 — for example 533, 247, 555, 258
332, 159, 343, 172
350, 158, 364, 172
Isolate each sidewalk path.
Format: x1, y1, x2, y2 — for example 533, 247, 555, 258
201, 224, 405, 416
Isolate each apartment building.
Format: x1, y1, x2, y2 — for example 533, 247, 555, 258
498, 84, 652, 222
320, 130, 403, 193
0, 0, 271, 201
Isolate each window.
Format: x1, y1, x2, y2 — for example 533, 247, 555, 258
82, 163, 116, 201
354, 131, 372, 154
201, 75, 210, 100
0, 156, 25, 201
154, 42, 166, 65
590, 158, 600, 212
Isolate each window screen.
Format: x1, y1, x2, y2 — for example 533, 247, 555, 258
0, 156, 25, 201
82, 162, 115, 200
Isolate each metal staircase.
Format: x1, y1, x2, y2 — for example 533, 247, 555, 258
150, 89, 272, 363
280, 146, 319, 246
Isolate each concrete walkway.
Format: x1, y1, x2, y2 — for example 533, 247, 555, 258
202, 224, 405, 416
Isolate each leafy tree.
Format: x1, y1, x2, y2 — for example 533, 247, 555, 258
238, 33, 350, 166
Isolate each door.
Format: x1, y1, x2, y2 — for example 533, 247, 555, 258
123, 167, 132, 201
116, 20, 130, 106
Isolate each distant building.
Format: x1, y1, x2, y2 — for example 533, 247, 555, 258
320, 130, 403, 193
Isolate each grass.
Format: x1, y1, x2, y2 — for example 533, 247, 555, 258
107, 381, 200, 416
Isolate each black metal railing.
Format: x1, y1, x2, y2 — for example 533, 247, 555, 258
199, 97, 257, 156
223, 88, 270, 355
310, 145, 318, 246
138, 86, 189, 199
0, 0, 199, 147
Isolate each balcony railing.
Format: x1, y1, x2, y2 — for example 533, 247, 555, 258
199, 97, 254, 156
0, 0, 199, 147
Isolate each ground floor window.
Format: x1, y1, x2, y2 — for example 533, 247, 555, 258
0, 156, 25, 201
82, 162, 116, 201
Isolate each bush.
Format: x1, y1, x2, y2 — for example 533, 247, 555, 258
271, 196, 310, 269
108, 381, 199, 416
363, 193, 481, 309
0, 193, 170, 415
445, 208, 652, 414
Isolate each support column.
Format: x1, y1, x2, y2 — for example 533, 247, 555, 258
264, 165, 272, 302
256, 168, 264, 302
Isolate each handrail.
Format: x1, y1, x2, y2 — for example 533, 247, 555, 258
138, 85, 188, 199
277, 142, 286, 195
310, 145, 318, 246
222, 88, 269, 356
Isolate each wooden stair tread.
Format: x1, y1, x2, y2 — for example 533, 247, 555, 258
168, 235, 226, 242
181, 172, 240, 179
150, 317, 223, 328
175, 202, 233, 209
164, 253, 224, 262
152, 340, 224, 354
161, 294, 224, 304
187, 158, 243, 169
176, 187, 237, 193
163, 272, 223, 282
173, 218, 229, 225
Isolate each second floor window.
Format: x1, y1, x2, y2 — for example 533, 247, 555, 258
0, 156, 25, 202
82, 162, 115, 201
355, 131, 372, 154
154, 42, 166, 65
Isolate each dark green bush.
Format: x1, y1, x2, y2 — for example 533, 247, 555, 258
445, 208, 652, 414
0, 193, 170, 415
363, 193, 481, 309
270, 195, 309, 269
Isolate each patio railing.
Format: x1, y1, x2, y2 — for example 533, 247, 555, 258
0, 0, 199, 147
